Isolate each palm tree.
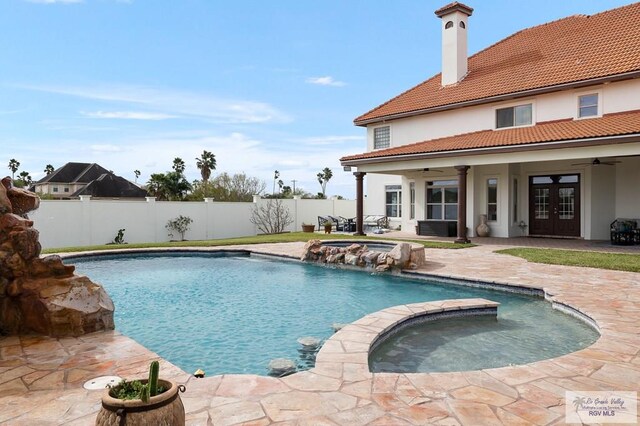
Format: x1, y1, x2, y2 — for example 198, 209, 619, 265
134, 170, 141, 183
44, 164, 55, 175
317, 167, 333, 198
172, 157, 186, 175
195, 151, 216, 195
8, 159, 20, 180
147, 173, 169, 200
18, 171, 32, 187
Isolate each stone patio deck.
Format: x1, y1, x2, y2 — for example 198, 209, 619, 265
1, 242, 638, 425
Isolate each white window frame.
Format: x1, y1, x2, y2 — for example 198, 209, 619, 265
425, 180, 458, 221
409, 182, 415, 220
576, 91, 602, 119
495, 102, 534, 130
373, 126, 391, 150
385, 185, 402, 218
487, 178, 498, 222
512, 177, 519, 225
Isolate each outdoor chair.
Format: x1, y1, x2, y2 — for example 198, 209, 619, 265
328, 215, 356, 232
318, 216, 332, 230
363, 215, 389, 229
610, 218, 640, 245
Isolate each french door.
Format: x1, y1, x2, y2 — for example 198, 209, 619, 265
529, 175, 580, 237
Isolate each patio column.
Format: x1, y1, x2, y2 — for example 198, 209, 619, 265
354, 172, 366, 236
454, 165, 470, 243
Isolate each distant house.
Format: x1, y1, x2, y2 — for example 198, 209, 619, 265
341, 2, 640, 241
34, 162, 147, 199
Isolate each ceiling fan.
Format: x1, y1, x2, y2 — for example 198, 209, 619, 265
571, 158, 621, 166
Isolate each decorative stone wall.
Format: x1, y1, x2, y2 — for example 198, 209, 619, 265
300, 240, 424, 272
0, 177, 114, 336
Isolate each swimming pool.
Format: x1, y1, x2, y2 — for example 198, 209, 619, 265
71, 251, 598, 376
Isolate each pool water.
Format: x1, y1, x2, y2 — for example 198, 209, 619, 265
71, 252, 598, 376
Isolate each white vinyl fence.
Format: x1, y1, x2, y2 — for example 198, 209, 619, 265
30, 196, 357, 249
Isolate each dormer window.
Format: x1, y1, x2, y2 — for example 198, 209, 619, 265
496, 104, 532, 129
373, 126, 391, 149
578, 94, 598, 118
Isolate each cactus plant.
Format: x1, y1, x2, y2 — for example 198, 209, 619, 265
110, 361, 165, 403
148, 360, 160, 397
140, 383, 151, 403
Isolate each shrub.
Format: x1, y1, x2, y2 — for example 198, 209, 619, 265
166, 215, 193, 241
250, 199, 293, 234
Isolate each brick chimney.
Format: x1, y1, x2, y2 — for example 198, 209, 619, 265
435, 2, 473, 86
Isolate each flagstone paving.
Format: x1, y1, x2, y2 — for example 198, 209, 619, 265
0, 242, 638, 425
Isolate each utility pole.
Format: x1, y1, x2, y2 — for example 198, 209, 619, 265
291, 180, 297, 193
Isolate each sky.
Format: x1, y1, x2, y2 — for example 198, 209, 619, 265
0, 0, 634, 198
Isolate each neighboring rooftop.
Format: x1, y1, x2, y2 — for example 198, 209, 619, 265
36, 162, 111, 185
72, 173, 147, 198
355, 2, 640, 125
342, 109, 640, 162
34, 162, 147, 198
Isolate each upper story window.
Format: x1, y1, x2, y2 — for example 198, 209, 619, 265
496, 104, 532, 129
373, 126, 390, 149
578, 94, 598, 118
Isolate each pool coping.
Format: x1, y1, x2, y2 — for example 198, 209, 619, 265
314, 298, 500, 380
1, 242, 639, 425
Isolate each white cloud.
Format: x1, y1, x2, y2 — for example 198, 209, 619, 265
25, 0, 83, 3
306, 76, 346, 87
5, 129, 359, 198
19, 83, 291, 124
81, 110, 177, 120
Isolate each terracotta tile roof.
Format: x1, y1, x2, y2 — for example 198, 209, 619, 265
355, 2, 640, 125
342, 109, 640, 162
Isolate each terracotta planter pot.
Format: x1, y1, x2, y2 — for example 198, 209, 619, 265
302, 224, 315, 233
95, 379, 185, 426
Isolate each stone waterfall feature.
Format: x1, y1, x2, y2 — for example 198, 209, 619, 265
300, 240, 425, 272
0, 177, 114, 336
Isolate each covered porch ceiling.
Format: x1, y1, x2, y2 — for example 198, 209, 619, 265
345, 141, 640, 175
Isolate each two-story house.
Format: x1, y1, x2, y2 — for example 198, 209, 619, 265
34, 162, 147, 199
341, 2, 640, 242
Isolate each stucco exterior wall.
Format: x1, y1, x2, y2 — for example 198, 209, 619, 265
365, 79, 640, 150
615, 156, 640, 219
590, 166, 616, 240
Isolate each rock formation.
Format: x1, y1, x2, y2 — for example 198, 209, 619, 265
0, 177, 114, 336
300, 240, 422, 272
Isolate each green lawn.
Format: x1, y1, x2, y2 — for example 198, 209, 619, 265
42, 232, 473, 254
496, 247, 640, 273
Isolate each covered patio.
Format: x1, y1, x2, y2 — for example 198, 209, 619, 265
343, 111, 640, 242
